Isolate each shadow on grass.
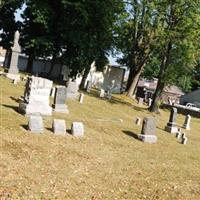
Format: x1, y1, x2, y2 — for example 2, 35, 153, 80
21, 124, 28, 131
2, 104, 24, 115
122, 130, 141, 141
10, 96, 21, 103
67, 129, 72, 135
83, 90, 147, 112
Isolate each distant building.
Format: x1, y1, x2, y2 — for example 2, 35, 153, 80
180, 89, 200, 108
136, 78, 185, 103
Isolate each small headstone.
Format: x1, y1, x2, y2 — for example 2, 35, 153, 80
86, 80, 92, 93
165, 107, 178, 134
100, 89, 105, 98
53, 119, 66, 135
53, 86, 69, 113
79, 93, 84, 104
135, 117, 141, 126
183, 115, 191, 130
71, 122, 84, 137
138, 98, 144, 105
13, 78, 18, 85
181, 136, 188, 145
138, 117, 157, 143
181, 133, 186, 139
176, 128, 182, 139
148, 98, 152, 107
28, 115, 43, 133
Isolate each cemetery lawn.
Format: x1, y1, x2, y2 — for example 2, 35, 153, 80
1, 76, 200, 200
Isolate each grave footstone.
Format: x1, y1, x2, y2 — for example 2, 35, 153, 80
138, 98, 144, 105
19, 76, 53, 116
138, 117, 157, 143
183, 115, 191, 130
165, 107, 178, 133
100, 89, 105, 98
79, 93, 84, 104
71, 122, 84, 137
148, 98, 152, 107
28, 115, 43, 133
53, 86, 69, 113
53, 119, 66, 135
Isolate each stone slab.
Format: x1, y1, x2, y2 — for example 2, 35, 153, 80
6, 73, 20, 81
71, 122, 84, 137
165, 125, 178, 134
53, 104, 69, 114
53, 119, 66, 135
138, 134, 157, 143
28, 115, 43, 133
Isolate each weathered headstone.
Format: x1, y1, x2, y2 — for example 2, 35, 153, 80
138, 97, 144, 105
165, 107, 178, 133
138, 117, 157, 143
19, 76, 53, 116
100, 89, 105, 98
183, 115, 191, 130
53, 86, 69, 113
79, 93, 84, 104
135, 117, 141, 126
53, 119, 66, 135
71, 122, 84, 137
86, 80, 92, 93
6, 31, 21, 81
28, 115, 43, 133
66, 80, 79, 100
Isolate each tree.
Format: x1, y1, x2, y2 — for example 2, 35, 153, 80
114, 0, 161, 97
150, 0, 200, 112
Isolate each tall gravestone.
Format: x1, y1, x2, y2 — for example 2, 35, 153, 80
165, 107, 178, 133
53, 86, 69, 113
6, 31, 21, 81
138, 117, 157, 143
19, 76, 53, 116
183, 115, 191, 130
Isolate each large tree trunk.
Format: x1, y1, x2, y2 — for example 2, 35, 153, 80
126, 63, 145, 97
149, 41, 172, 112
26, 53, 34, 73
80, 67, 90, 90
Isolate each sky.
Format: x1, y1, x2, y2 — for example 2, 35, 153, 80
14, 6, 118, 65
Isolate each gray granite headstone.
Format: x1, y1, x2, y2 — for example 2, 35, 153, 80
138, 117, 157, 143
28, 115, 43, 133
165, 107, 178, 133
53, 86, 69, 113
71, 122, 84, 137
183, 115, 191, 130
53, 119, 66, 135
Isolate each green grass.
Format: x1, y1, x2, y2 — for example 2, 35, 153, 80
0, 75, 200, 200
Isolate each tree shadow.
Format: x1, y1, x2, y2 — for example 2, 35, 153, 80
122, 130, 141, 141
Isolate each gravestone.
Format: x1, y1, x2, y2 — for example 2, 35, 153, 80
165, 107, 178, 133
53, 119, 66, 135
28, 115, 43, 133
100, 89, 105, 98
183, 115, 191, 130
53, 86, 69, 113
86, 80, 92, 92
176, 128, 182, 139
19, 76, 53, 116
66, 79, 79, 100
135, 117, 141, 126
148, 98, 152, 107
181, 136, 188, 145
71, 122, 84, 137
138, 98, 144, 105
138, 117, 157, 143
79, 93, 84, 104
6, 31, 21, 82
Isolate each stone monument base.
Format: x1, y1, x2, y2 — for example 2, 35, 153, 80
138, 135, 157, 143
165, 125, 178, 134
19, 102, 52, 116
53, 104, 69, 114
6, 73, 20, 81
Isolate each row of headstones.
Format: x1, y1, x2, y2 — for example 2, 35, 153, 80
135, 111, 191, 144
28, 115, 84, 137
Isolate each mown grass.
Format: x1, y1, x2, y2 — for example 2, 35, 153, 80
0, 75, 200, 200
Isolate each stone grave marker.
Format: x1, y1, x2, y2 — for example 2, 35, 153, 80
19, 76, 53, 116
53, 86, 69, 113
138, 98, 144, 105
79, 93, 84, 104
148, 98, 152, 107
138, 117, 157, 143
53, 119, 66, 135
183, 115, 191, 130
176, 128, 182, 139
165, 107, 178, 133
71, 122, 84, 137
181, 136, 188, 145
100, 89, 105, 98
66, 79, 79, 100
135, 117, 141, 126
28, 115, 43, 133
